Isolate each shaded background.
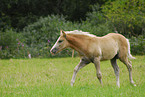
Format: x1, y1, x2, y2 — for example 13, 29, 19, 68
0, 0, 144, 58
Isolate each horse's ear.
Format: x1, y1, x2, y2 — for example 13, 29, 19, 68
60, 30, 66, 38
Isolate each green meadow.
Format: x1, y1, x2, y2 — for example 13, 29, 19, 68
0, 56, 145, 97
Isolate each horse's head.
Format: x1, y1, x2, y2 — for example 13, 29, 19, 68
50, 30, 69, 55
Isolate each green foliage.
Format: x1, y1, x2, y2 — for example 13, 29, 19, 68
81, 21, 113, 36
102, 0, 145, 36
0, 29, 17, 58
0, 29, 27, 59
23, 15, 80, 45
86, 4, 106, 26
130, 35, 145, 55
0, 0, 107, 30
80, 4, 113, 36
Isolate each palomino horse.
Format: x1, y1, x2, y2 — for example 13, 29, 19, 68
50, 30, 136, 87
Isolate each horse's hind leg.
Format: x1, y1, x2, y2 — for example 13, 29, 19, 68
110, 57, 120, 87
119, 57, 136, 86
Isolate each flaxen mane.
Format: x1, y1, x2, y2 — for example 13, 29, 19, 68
65, 30, 96, 37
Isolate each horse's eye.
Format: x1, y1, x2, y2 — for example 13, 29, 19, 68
58, 40, 63, 43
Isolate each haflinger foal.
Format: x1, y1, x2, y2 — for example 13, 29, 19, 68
50, 30, 136, 87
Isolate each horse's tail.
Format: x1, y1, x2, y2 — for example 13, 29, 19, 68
126, 39, 136, 59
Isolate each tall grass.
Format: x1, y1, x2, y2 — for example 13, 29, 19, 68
0, 56, 145, 97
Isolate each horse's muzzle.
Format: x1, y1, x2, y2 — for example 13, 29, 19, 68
50, 48, 58, 55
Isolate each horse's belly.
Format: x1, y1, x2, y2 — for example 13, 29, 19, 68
101, 49, 117, 60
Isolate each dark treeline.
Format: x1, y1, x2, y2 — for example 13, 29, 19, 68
0, 0, 108, 30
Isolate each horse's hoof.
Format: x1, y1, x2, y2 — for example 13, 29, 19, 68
131, 83, 136, 87
71, 83, 74, 87
130, 80, 136, 86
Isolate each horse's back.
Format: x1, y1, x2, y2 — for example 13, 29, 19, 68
100, 33, 127, 46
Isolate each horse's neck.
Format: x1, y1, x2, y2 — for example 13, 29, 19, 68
67, 34, 89, 56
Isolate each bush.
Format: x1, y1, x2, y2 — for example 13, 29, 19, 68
80, 5, 114, 36
22, 15, 80, 58
81, 21, 113, 36
130, 36, 145, 55
0, 29, 27, 59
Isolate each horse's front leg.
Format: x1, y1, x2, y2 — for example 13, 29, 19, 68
71, 58, 89, 86
94, 57, 102, 85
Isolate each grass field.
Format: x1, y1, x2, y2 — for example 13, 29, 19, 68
0, 56, 145, 97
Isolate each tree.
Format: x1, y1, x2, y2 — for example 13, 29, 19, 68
102, 0, 145, 37
0, 0, 108, 30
